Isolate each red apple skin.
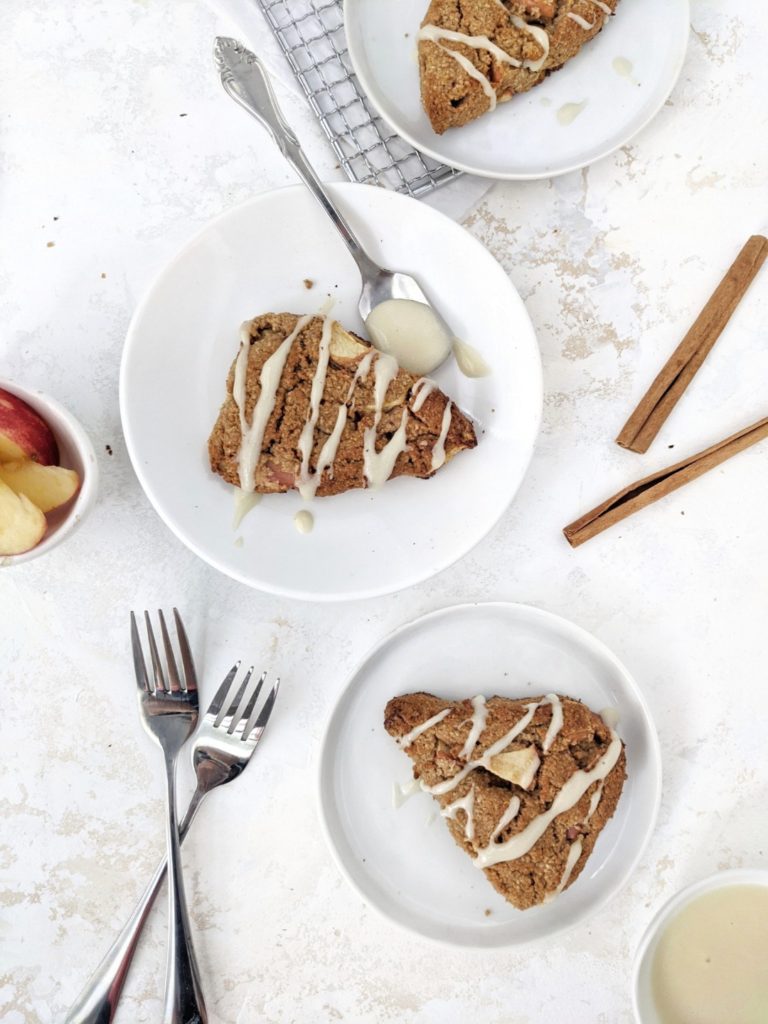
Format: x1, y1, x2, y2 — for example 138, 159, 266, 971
0, 388, 59, 465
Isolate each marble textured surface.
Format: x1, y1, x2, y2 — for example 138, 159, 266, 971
1, 1, 767, 1021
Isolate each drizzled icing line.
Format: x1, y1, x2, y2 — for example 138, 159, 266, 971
417, 17, 550, 108
474, 732, 621, 869
442, 785, 476, 841
567, 12, 595, 29
234, 314, 312, 492
396, 693, 619, 878
297, 316, 334, 493
491, 794, 521, 842
396, 707, 451, 749
459, 695, 488, 760
430, 401, 453, 472
567, 1, 613, 30
298, 348, 374, 499
235, 315, 421, 500
544, 779, 606, 901
411, 377, 437, 412
421, 692, 563, 797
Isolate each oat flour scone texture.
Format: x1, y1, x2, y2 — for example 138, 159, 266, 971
418, 0, 620, 133
385, 691, 627, 909
208, 313, 477, 497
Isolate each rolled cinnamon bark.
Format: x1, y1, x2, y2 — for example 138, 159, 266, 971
617, 235, 768, 454
565, 416, 768, 548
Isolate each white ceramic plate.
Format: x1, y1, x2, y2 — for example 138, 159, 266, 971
120, 184, 541, 601
345, 0, 690, 179
318, 602, 661, 948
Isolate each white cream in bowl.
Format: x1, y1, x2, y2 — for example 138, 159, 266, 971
633, 869, 768, 1024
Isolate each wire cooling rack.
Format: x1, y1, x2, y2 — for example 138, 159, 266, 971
252, 0, 461, 197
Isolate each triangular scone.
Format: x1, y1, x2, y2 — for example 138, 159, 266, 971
208, 312, 476, 498
418, 0, 619, 134
384, 692, 626, 909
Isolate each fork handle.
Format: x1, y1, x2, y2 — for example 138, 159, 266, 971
63, 788, 206, 1024
214, 38, 380, 284
162, 753, 207, 1024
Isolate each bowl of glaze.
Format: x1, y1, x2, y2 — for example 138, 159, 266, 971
0, 379, 99, 565
633, 868, 768, 1024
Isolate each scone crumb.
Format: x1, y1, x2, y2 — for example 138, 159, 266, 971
303, 278, 314, 289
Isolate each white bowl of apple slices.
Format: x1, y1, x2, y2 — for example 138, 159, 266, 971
0, 379, 98, 563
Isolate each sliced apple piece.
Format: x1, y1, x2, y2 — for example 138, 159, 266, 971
0, 479, 47, 555
0, 388, 59, 465
0, 460, 80, 513
487, 746, 541, 790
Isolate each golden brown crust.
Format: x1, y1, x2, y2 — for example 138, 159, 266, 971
384, 691, 627, 909
418, 0, 620, 133
208, 312, 477, 497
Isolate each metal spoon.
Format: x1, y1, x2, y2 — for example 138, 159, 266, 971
213, 36, 455, 368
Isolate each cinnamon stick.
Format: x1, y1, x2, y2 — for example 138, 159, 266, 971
617, 235, 768, 454
564, 415, 768, 548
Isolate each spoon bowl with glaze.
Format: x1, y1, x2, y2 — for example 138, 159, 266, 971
213, 36, 470, 378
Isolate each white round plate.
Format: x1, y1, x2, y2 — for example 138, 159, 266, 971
120, 184, 541, 601
345, 0, 690, 179
318, 602, 661, 948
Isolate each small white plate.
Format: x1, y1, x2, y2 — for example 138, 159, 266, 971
318, 602, 661, 948
345, 0, 690, 179
632, 869, 768, 1023
120, 184, 541, 601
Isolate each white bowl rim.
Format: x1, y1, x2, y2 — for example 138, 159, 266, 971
0, 377, 99, 565
631, 866, 768, 1023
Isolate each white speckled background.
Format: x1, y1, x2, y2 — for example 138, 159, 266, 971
1, 1, 767, 1022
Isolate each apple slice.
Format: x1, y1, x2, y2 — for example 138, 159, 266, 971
0, 460, 80, 513
0, 388, 58, 465
487, 746, 541, 790
0, 479, 47, 555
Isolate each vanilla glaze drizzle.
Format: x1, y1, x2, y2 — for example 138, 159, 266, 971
396, 695, 621, 893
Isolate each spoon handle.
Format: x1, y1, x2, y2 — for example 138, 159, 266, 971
214, 37, 379, 281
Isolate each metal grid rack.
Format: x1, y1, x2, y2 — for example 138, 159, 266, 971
253, 0, 461, 197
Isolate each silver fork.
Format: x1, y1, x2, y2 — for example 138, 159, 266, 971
134, 609, 206, 1024
65, 625, 279, 1024
213, 36, 457, 368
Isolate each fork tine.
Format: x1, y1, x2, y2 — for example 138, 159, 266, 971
206, 662, 240, 721
173, 608, 197, 692
144, 611, 167, 693
226, 667, 257, 735
158, 610, 182, 692
130, 612, 150, 692
233, 670, 265, 735
217, 667, 251, 730
243, 678, 280, 741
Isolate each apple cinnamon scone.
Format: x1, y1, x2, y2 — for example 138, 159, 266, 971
208, 313, 476, 499
418, 0, 620, 134
384, 691, 626, 909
